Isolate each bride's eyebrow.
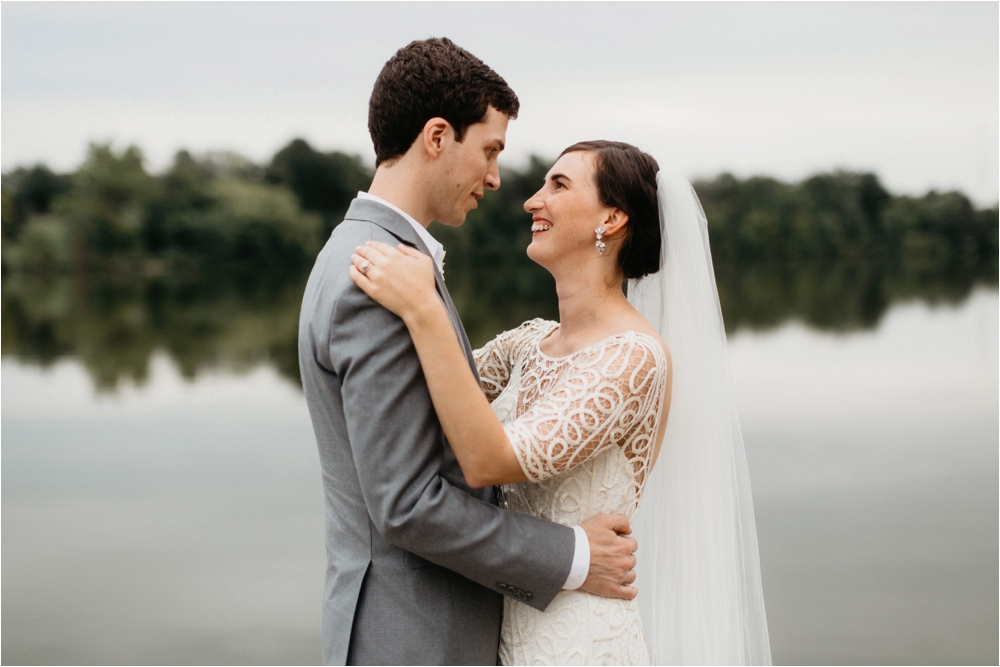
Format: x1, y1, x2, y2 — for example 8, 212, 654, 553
549, 173, 572, 184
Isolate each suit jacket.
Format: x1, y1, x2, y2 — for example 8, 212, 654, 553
298, 198, 576, 665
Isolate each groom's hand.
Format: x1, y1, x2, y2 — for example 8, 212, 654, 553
579, 514, 639, 600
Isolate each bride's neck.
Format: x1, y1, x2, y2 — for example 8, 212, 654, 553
552, 268, 628, 348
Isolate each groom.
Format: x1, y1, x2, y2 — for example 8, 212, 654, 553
299, 38, 639, 666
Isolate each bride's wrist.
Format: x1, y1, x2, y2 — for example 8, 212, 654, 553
402, 294, 445, 330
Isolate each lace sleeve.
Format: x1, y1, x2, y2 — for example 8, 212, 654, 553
473, 335, 511, 402
474, 319, 554, 402
504, 336, 667, 483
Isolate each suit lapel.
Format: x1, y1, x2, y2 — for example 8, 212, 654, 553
432, 266, 480, 382
344, 198, 479, 379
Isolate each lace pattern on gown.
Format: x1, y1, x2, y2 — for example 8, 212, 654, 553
474, 319, 668, 666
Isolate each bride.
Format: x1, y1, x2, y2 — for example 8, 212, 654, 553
349, 140, 771, 665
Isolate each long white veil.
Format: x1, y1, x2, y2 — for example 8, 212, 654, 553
629, 168, 771, 665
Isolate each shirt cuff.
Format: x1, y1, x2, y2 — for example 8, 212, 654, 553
562, 525, 590, 590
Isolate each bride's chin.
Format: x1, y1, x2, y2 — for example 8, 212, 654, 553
526, 242, 548, 266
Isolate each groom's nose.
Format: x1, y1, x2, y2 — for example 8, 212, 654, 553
485, 165, 500, 190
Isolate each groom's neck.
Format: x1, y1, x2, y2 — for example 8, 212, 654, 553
367, 160, 435, 228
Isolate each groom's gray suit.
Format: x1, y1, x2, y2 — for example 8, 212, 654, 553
299, 198, 576, 665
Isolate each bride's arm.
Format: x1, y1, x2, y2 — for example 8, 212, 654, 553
473, 331, 513, 402
350, 241, 526, 488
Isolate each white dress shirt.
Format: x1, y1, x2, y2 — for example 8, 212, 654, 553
354, 192, 590, 591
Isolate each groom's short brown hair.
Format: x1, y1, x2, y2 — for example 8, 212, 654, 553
369, 37, 519, 167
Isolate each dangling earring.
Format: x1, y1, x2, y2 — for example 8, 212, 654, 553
595, 226, 607, 255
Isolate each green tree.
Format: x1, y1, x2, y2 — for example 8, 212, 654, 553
696, 174, 797, 259
144, 150, 217, 254
156, 176, 322, 276
266, 139, 372, 236
884, 191, 996, 269
1, 164, 72, 242
794, 172, 891, 254
52, 143, 156, 266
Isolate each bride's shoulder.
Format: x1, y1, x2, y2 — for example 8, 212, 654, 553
595, 329, 671, 377
502, 318, 558, 342
617, 311, 671, 369
633, 329, 670, 365
523, 317, 559, 333
481, 318, 557, 357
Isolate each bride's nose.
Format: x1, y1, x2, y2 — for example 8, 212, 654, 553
524, 189, 543, 213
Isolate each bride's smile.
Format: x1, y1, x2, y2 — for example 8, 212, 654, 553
529, 218, 551, 233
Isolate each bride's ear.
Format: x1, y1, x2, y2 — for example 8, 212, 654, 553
603, 209, 630, 238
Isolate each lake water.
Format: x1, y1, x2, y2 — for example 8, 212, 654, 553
2, 287, 997, 665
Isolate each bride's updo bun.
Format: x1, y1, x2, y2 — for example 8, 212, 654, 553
560, 140, 661, 280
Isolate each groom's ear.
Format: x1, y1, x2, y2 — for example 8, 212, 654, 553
419, 117, 452, 159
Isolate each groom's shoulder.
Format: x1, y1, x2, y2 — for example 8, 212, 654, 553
309, 215, 402, 305
323, 217, 399, 263
328, 218, 375, 253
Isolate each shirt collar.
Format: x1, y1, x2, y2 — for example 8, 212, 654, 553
356, 191, 445, 273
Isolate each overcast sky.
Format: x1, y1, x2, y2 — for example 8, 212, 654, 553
3, 2, 997, 204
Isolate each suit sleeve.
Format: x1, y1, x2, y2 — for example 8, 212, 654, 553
329, 279, 575, 610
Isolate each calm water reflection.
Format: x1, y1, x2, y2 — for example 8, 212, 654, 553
2, 287, 997, 665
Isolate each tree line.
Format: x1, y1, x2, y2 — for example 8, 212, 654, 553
3, 140, 996, 282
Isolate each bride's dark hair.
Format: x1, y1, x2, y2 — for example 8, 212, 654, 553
560, 140, 661, 280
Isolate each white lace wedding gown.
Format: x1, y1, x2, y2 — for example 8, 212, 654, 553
473, 319, 669, 666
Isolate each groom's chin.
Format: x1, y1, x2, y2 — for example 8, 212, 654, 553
436, 215, 467, 228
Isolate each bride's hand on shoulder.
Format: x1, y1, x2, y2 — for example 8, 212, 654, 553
350, 241, 438, 323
